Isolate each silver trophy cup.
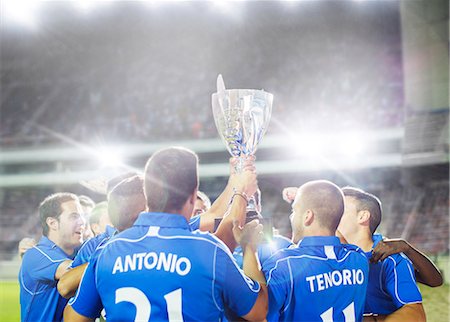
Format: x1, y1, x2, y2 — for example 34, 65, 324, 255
212, 76, 273, 211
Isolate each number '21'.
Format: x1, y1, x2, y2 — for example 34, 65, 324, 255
115, 287, 183, 322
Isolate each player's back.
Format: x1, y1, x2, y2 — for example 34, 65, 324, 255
263, 236, 369, 322
94, 213, 259, 321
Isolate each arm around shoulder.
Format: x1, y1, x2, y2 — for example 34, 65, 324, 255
384, 303, 426, 322
54, 259, 73, 280
64, 304, 95, 322
57, 263, 88, 299
241, 284, 268, 322
372, 239, 443, 287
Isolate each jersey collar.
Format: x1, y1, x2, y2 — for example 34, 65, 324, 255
298, 236, 341, 247
105, 225, 117, 237
39, 236, 75, 258
371, 233, 384, 247
39, 236, 57, 248
133, 212, 190, 230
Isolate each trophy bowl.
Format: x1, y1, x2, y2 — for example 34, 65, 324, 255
212, 89, 273, 169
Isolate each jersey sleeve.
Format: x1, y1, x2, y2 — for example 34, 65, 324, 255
382, 254, 422, 309
68, 260, 103, 319
188, 215, 201, 231
262, 255, 291, 322
71, 241, 96, 268
26, 247, 68, 283
215, 244, 260, 317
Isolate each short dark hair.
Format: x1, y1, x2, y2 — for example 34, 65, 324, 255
342, 187, 382, 234
89, 201, 108, 226
78, 195, 95, 209
39, 193, 79, 236
298, 180, 345, 232
107, 172, 138, 195
108, 175, 145, 231
196, 191, 211, 209
144, 147, 198, 213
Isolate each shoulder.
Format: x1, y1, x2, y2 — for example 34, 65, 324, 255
272, 235, 292, 248
263, 248, 296, 272
191, 230, 230, 253
78, 234, 106, 253
188, 215, 201, 230
381, 252, 413, 270
25, 244, 67, 263
341, 243, 368, 260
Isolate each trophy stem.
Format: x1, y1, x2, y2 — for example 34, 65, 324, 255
234, 157, 244, 174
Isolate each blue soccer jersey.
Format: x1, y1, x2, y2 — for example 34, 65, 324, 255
364, 234, 422, 315
262, 236, 369, 322
188, 214, 201, 231
71, 225, 116, 268
69, 212, 261, 321
233, 235, 292, 268
19, 236, 74, 322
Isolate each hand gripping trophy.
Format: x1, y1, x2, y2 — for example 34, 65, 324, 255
212, 75, 273, 213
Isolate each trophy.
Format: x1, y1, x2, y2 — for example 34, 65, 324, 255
212, 75, 273, 212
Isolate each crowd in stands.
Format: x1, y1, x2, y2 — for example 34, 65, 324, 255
0, 1, 404, 147
1, 176, 447, 261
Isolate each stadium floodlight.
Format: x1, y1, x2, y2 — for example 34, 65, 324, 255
337, 134, 365, 159
96, 147, 124, 168
293, 133, 326, 156
73, 0, 96, 12
1, 0, 41, 29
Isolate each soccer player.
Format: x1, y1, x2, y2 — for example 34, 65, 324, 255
17, 194, 95, 258
78, 195, 95, 241
64, 147, 268, 321
283, 185, 443, 288
260, 180, 369, 321
88, 201, 111, 236
338, 187, 426, 321
58, 175, 146, 299
19, 193, 85, 322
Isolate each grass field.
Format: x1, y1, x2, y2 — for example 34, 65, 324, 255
1, 280, 448, 321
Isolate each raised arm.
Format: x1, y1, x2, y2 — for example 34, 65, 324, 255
198, 157, 255, 232
214, 166, 258, 251
371, 238, 443, 287
233, 219, 268, 321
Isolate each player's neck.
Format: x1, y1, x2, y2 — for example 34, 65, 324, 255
304, 227, 334, 238
48, 232, 75, 256
346, 231, 373, 252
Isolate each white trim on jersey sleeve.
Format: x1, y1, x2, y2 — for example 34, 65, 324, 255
387, 257, 422, 306
19, 269, 47, 296
282, 259, 294, 313
32, 246, 67, 263
211, 245, 224, 312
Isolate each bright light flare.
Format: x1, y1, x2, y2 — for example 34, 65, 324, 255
96, 147, 124, 168
338, 135, 364, 158
2, 0, 41, 29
